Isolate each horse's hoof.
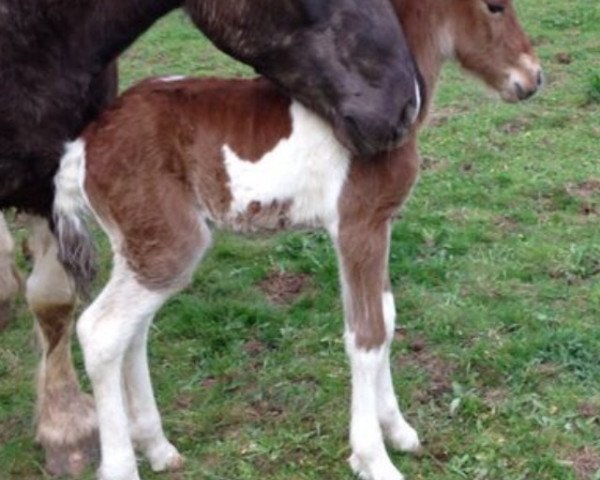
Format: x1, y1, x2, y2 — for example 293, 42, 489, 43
148, 443, 185, 473
44, 434, 100, 477
37, 392, 100, 476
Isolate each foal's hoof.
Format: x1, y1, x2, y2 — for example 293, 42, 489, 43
349, 453, 405, 480
37, 392, 100, 476
387, 425, 422, 454
148, 444, 185, 473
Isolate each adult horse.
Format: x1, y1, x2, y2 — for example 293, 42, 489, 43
0, 0, 421, 476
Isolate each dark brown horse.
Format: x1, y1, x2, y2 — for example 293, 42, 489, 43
0, 0, 421, 476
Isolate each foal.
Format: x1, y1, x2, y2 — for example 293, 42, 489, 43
54, 0, 541, 479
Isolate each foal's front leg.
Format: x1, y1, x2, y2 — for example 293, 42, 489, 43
25, 216, 99, 476
333, 221, 419, 480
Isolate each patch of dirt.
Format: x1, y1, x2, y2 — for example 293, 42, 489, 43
483, 388, 508, 410
500, 117, 531, 134
398, 337, 456, 403
494, 215, 520, 232
259, 270, 310, 305
173, 393, 195, 409
566, 180, 600, 200
578, 402, 600, 419
569, 447, 600, 480
555, 52, 573, 64
421, 156, 449, 172
427, 105, 466, 128
243, 339, 266, 357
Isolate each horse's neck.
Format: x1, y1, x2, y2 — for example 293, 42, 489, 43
76, 0, 182, 66
400, 6, 450, 122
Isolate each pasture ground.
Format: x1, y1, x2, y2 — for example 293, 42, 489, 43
1, 1, 599, 478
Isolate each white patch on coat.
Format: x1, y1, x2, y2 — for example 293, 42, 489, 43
222, 100, 350, 232
158, 75, 187, 83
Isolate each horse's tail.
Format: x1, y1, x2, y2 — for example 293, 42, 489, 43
53, 139, 97, 298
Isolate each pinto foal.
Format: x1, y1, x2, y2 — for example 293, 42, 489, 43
54, 0, 541, 478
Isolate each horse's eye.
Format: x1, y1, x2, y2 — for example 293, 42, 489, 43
486, 2, 505, 14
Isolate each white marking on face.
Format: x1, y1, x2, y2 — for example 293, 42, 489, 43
222, 101, 351, 232
504, 54, 541, 101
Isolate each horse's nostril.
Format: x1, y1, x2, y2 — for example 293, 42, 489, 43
536, 70, 544, 87
514, 81, 536, 100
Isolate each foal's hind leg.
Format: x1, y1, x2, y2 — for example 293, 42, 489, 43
122, 219, 210, 473
123, 318, 184, 473
25, 216, 99, 476
78, 257, 173, 480
0, 212, 20, 330
333, 220, 418, 480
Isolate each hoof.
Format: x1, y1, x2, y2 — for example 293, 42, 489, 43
148, 443, 185, 473
37, 391, 100, 477
44, 434, 100, 477
349, 453, 405, 480
387, 424, 422, 454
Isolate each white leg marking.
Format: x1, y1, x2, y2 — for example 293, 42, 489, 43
124, 319, 183, 472
0, 213, 19, 306
377, 292, 420, 453
78, 256, 169, 480
346, 333, 405, 480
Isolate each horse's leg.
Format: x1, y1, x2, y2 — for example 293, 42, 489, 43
377, 288, 420, 453
24, 215, 98, 476
123, 318, 184, 473
332, 220, 409, 480
77, 256, 172, 480
0, 212, 20, 329
122, 220, 210, 473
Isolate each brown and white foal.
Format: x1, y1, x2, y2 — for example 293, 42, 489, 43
54, 1, 541, 479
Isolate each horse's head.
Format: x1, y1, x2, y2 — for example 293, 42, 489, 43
447, 0, 542, 102
186, 0, 422, 156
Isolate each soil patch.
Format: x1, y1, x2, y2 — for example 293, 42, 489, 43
569, 447, 600, 480
259, 270, 310, 305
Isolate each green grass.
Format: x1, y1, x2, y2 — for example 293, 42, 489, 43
1, 2, 599, 479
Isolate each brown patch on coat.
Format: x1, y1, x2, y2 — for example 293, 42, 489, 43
84, 78, 293, 290
337, 140, 420, 350
569, 447, 600, 480
259, 270, 310, 305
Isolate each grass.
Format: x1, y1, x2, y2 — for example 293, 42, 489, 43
1, 1, 599, 479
